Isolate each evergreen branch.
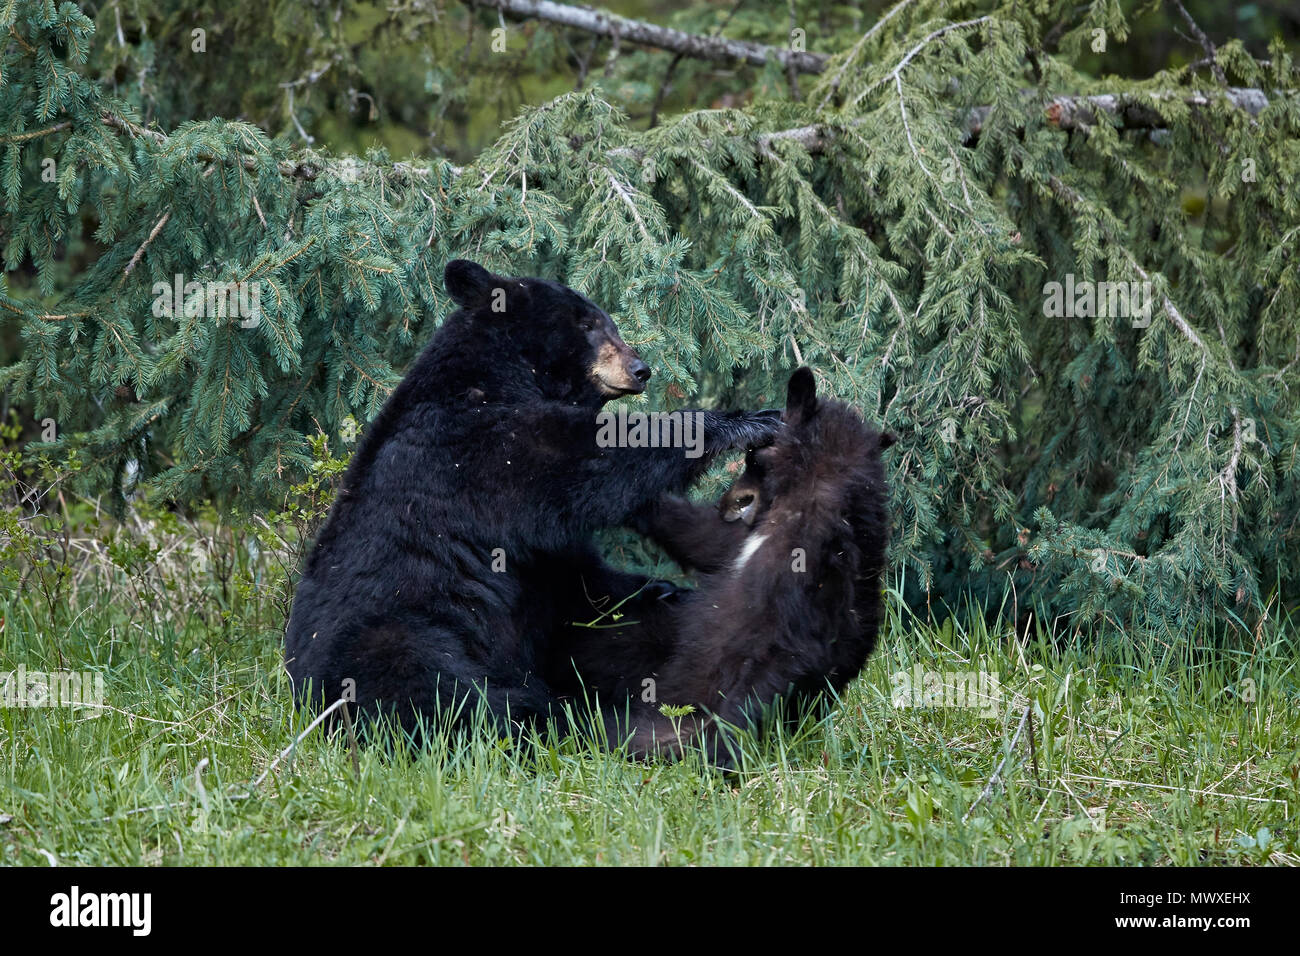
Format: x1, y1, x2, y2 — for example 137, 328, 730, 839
1220, 408, 1244, 513
121, 211, 171, 280
98, 111, 166, 144
1046, 175, 1248, 515
456, 0, 827, 74
895, 74, 934, 180
687, 159, 760, 218
11, 89, 1270, 190
818, 0, 914, 110
606, 171, 653, 243
0, 106, 455, 181
1046, 175, 1217, 363
0, 299, 88, 321
852, 15, 993, 108
7, 24, 34, 54
0, 120, 71, 142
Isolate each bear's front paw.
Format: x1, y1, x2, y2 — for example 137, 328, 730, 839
718, 409, 783, 451
640, 579, 683, 602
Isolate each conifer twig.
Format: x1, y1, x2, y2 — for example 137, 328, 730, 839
122, 211, 171, 279
818, 0, 913, 110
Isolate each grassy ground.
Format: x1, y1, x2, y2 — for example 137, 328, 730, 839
2, 569, 1297, 865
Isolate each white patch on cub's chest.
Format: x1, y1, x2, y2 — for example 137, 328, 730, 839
732, 533, 770, 573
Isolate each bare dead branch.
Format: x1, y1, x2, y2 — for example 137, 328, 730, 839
457, 0, 827, 74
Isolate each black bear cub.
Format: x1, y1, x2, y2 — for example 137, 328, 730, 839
552, 368, 892, 766
284, 260, 779, 740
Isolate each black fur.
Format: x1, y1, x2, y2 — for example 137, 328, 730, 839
284, 260, 780, 739
551, 368, 891, 767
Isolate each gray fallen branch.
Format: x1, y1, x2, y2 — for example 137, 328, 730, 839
458, 0, 828, 74
962, 86, 1273, 140
631, 88, 1281, 161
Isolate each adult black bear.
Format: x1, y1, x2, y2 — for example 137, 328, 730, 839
550, 368, 892, 767
284, 260, 780, 739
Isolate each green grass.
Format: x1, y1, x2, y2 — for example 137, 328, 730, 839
2, 575, 1297, 866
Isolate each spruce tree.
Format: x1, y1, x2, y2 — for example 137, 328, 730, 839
2, 0, 1297, 642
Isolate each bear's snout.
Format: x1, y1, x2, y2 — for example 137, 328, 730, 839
591, 340, 651, 396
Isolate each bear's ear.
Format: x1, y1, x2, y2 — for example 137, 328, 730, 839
784, 366, 818, 425
878, 430, 898, 450
444, 260, 497, 309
